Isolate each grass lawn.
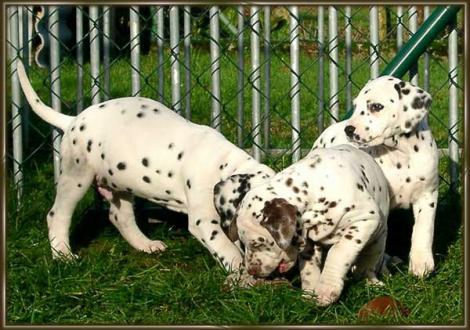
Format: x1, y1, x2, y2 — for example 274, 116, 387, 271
5, 8, 464, 324
5, 161, 464, 325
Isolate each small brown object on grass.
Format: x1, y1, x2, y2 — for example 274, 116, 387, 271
358, 295, 410, 320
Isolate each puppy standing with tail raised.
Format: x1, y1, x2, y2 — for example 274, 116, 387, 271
15, 60, 275, 273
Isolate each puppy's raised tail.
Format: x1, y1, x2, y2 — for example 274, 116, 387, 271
16, 59, 74, 132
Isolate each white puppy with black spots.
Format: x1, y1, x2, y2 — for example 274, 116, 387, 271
226, 145, 390, 306
16, 60, 274, 272
312, 76, 438, 277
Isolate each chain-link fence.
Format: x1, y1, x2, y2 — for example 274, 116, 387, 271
6, 5, 464, 202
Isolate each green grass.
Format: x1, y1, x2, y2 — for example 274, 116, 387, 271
5, 9, 464, 324
6, 161, 464, 325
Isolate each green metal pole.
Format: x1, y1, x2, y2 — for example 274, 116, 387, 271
342, 5, 461, 119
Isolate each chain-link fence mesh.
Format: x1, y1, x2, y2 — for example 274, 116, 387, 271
6, 5, 464, 202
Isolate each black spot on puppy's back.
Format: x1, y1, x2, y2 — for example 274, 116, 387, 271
210, 230, 218, 240
394, 84, 402, 99
87, 140, 93, 152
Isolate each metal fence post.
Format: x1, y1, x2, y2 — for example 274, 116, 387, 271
89, 6, 101, 105
130, 6, 141, 97
250, 6, 261, 161
18, 6, 23, 55
448, 17, 459, 191
396, 6, 403, 50
21, 6, 31, 148
103, 6, 111, 100
237, 5, 245, 147
317, 6, 324, 132
408, 6, 418, 85
369, 6, 379, 79
184, 6, 191, 120
289, 6, 301, 162
209, 6, 221, 130
8, 6, 23, 199
344, 6, 352, 110
49, 6, 61, 183
423, 6, 431, 91
170, 6, 181, 113
76, 6, 84, 113
20, 7, 29, 71
27, 6, 33, 65
157, 6, 164, 102
328, 6, 339, 124
263, 6, 271, 154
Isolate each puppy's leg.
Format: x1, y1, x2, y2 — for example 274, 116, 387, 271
187, 191, 243, 273
314, 212, 382, 306
48, 165, 94, 259
108, 191, 166, 253
299, 240, 323, 296
409, 189, 438, 277
352, 227, 387, 285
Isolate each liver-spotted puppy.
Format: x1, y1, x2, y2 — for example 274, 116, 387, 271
16, 60, 274, 273
312, 76, 438, 277
226, 145, 390, 305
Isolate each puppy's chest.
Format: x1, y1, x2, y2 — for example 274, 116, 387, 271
381, 157, 430, 208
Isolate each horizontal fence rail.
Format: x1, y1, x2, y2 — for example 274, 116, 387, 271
6, 5, 463, 200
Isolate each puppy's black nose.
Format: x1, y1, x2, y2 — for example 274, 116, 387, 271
344, 125, 356, 138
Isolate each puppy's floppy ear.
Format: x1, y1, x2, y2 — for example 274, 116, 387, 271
226, 216, 239, 242
213, 174, 253, 227
260, 198, 297, 250
397, 80, 432, 133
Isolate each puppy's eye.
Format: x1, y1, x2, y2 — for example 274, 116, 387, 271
250, 242, 263, 249
369, 103, 384, 112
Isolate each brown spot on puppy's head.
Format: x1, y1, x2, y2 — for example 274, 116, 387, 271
260, 198, 297, 250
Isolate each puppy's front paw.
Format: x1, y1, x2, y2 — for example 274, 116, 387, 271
301, 289, 315, 300
141, 240, 167, 254
314, 281, 343, 306
52, 250, 79, 261
409, 250, 434, 277
51, 243, 78, 261
224, 271, 258, 290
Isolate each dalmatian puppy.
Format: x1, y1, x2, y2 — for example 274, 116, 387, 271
16, 60, 274, 272
227, 145, 390, 306
311, 76, 438, 277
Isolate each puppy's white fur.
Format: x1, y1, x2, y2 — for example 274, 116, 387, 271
16, 60, 274, 272
234, 145, 390, 305
312, 76, 438, 277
